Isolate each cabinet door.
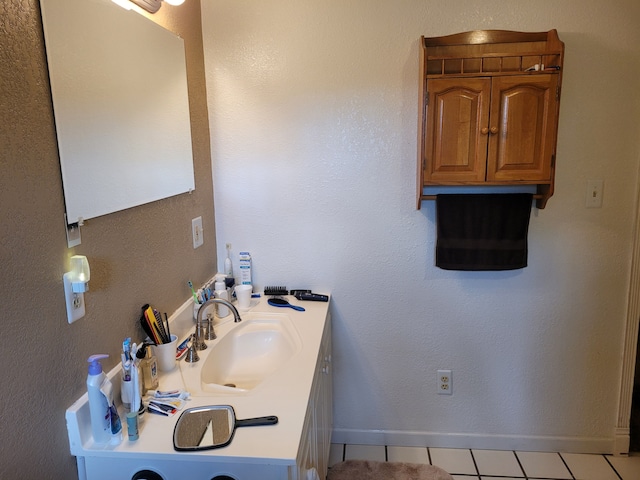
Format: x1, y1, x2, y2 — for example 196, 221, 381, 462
317, 321, 333, 477
425, 78, 490, 183
487, 74, 558, 182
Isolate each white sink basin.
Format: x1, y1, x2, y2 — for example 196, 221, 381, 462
198, 314, 302, 394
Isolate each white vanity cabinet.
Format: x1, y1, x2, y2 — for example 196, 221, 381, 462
297, 317, 333, 480
66, 297, 332, 480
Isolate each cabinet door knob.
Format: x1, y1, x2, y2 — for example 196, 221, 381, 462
490, 126, 499, 134
481, 127, 489, 135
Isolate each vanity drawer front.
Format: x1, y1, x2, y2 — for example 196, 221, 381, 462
82, 455, 291, 480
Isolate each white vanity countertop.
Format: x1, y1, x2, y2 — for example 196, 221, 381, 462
66, 295, 331, 466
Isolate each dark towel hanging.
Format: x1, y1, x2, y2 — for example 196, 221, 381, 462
435, 193, 533, 271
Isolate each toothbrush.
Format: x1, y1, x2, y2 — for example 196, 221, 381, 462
130, 343, 140, 415
225, 243, 233, 277
188, 280, 198, 303
122, 338, 131, 379
123, 337, 131, 360
120, 353, 130, 381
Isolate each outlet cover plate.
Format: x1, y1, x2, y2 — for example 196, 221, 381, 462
192, 216, 204, 249
63, 272, 85, 324
437, 369, 452, 395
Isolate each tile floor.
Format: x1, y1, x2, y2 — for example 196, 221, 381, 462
328, 443, 640, 480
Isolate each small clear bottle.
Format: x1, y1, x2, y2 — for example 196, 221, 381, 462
137, 344, 159, 394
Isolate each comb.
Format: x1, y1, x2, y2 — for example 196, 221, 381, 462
143, 305, 164, 344
264, 286, 288, 296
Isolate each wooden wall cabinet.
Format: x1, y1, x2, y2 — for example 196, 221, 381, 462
417, 30, 564, 209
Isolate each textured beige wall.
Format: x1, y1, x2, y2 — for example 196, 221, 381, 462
0, 1, 214, 478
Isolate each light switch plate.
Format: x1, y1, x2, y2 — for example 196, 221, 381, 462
65, 215, 82, 248
586, 179, 604, 208
192, 216, 204, 249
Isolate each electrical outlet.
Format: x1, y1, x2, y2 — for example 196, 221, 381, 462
63, 272, 85, 324
585, 179, 604, 208
192, 216, 204, 248
437, 369, 452, 395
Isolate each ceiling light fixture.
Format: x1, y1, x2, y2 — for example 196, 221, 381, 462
111, 0, 132, 9
121, 0, 185, 14
128, 0, 161, 13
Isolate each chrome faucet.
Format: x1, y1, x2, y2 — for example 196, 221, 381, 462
191, 298, 242, 353
198, 297, 242, 324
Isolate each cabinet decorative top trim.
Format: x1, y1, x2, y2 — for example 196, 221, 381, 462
422, 29, 559, 47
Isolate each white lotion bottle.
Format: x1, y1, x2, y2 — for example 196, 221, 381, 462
214, 274, 229, 318
87, 354, 111, 445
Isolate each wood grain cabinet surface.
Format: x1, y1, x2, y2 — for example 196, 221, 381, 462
417, 30, 564, 209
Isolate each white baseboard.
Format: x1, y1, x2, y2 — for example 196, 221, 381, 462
613, 427, 630, 456
331, 428, 618, 454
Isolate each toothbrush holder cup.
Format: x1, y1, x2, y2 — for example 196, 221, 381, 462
235, 284, 253, 309
151, 334, 178, 372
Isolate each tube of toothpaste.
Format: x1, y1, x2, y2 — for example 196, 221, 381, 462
146, 390, 189, 410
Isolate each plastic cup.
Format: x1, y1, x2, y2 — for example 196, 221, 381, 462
235, 284, 253, 309
152, 334, 178, 372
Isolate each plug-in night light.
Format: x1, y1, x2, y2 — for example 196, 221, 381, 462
70, 255, 91, 293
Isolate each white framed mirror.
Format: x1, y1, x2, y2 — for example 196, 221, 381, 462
40, 0, 195, 224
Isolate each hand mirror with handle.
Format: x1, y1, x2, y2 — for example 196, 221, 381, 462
173, 405, 278, 451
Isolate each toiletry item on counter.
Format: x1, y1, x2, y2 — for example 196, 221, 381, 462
176, 336, 189, 359
146, 390, 189, 416
268, 297, 306, 311
292, 291, 329, 302
152, 334, 179, 372
120, 376, 133, 411
87, 354, 116, 445
188, 280, 198, 303
264, 286, 288, 296
101, 378, 123, 445
120, 338, 133, 410
121, 337, 144, 412
239, 251, 252, 285
190, 277, 236, 307
224, 243, 233, 277
147, 401, 177, 417
149, 389, 190, 400
129, 343, 143, 430
126, 412, 139, 441
141, 304, 171, 345
214, 274, 230, 317
137, 344, 159, 394
264, 287, 329, 302
235, 284, 253, 309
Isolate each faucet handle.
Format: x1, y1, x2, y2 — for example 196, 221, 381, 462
184, 335, 200, 363
204, 313, 217, 341
194, 322, 208, 351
